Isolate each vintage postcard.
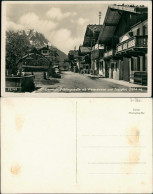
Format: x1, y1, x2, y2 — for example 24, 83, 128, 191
1, 98, 152, 193
1, 1, 152, 97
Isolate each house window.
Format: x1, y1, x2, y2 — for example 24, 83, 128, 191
131, 57, 137, 71
42, 50, 48, 54
131, 58, 134, 71
113, 62, 117, 71
143, 26, 147, 36
101, 61, 103, 71
91, 39, 95, 47
142, 56, 147, 71
137, 28, 140, 36
99, 61, 103, 71
99, 63, 101, 71
142, 56, 145, 71
137, 57, 140, 71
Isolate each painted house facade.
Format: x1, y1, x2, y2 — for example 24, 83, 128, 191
97, 5, 148, 83
116, 19, 148, 82
39, 46, 59, 63
91, 43, 104, 75
68, 50, 80, 72
82, 24, 103, 74
78, 46, 91, 73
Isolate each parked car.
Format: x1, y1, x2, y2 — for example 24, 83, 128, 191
51, 67, 61, 78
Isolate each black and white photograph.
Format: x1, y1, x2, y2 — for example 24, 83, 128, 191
1, 2, 152, 193
1, 1, 152, 96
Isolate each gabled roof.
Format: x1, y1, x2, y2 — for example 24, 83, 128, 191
16, 53, 49, 64
109, 5, 148, 14
39, 46, 59, 56
98, 7, 121, 44
88, 25, 103, 32
68, 50, 78, 56
98, 5, 148, 44
79, 46, 91, 54
83, 25, 103, 47
39, 47, 49, 51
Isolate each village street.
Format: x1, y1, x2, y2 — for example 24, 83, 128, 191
33, 71, 146, 93
5, 4, 148, 94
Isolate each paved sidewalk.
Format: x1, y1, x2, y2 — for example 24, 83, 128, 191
101, 78, 147, 88
87, 74, 147, 88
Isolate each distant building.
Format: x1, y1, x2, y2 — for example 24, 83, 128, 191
78, 46, 91, 73
59, 60, 71, 71
83, 24, 103, 47
68, 50, 79, 72
39, 46, 50, 57
38, 46, 59, 62
82, 24, 103, 74
18, 45, 59, 72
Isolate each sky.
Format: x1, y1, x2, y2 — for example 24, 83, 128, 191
6, 3, 108, 54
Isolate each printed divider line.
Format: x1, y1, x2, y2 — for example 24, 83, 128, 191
76, 101, 77, 184
82, 146, 145, 148
88, 173, 146, 175
82, 135, 144, 136
88, 162, 146, 164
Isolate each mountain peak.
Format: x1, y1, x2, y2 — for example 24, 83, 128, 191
22, 29, 67, 61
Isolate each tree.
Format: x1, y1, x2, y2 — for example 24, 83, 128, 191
6, 31, 31, 74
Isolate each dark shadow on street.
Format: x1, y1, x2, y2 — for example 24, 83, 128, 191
40, 79, 60, 85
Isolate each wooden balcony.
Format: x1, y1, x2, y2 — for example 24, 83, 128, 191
104, 49, 114, 58
116, 36, 147, 55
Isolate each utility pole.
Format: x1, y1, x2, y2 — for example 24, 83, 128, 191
99, 11, 102, 25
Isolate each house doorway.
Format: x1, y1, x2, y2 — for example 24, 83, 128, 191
122, 57, 130, 81
110, 63, 114, 78
105, 61, 109, 78
120, 60, 124, 80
